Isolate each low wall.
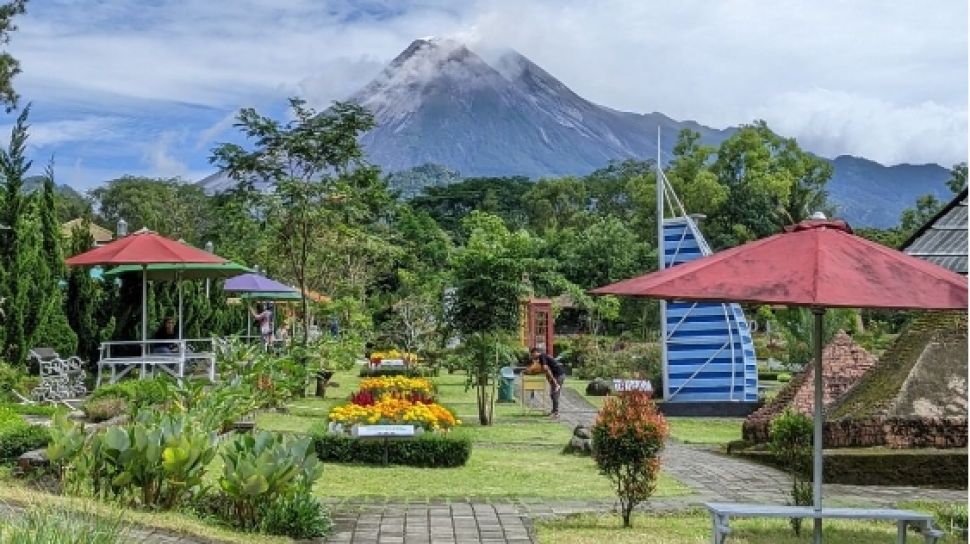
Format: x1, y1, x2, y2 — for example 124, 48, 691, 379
744, 415, 967, 449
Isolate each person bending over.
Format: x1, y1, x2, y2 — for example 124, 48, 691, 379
530, 347, 565, 419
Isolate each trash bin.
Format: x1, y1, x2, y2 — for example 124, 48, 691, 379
498, 366, 516, 402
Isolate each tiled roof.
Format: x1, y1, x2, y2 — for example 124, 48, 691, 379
900, 189, 968, 275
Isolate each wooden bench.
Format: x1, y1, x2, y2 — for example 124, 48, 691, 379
705, 502, 944, 544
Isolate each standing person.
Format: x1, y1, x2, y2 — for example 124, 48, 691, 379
530, 347, 565, 419
250, 303, 274, 347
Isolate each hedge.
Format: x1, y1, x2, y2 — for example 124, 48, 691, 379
311, 430, 471, 467
757, 371, 779, 381
358, 367, 438, 378
0, 424, 50, 462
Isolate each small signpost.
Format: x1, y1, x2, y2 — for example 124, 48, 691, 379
352, 424, 416, 465
612, 379, 653, 394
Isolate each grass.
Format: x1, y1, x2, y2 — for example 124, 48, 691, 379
536, 510, 967, 544
667, 417, 743, 445
0, 479, 291, 544
257, 367, 693, 500
564, 379, 607, 409
316, 448, 690, 499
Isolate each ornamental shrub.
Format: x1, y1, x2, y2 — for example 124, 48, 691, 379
217, 431, 323, 530
0, 422, 50, 461
259, 489, 332, 538
591, 391, 668, 528
82, 397, 129, 423
89, 377, 171, 413
769, 409, 813, 535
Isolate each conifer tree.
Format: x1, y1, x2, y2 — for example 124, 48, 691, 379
0, 106, 31, 364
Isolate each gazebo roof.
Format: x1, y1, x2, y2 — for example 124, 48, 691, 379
61, 218, 113, 245
900, 188, 968, 275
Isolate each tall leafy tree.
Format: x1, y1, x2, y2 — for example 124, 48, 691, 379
211, 98, 383, 346
92, 176, 211, 242
449, 211, 535, 424
708, 121, 832, 248
0, 0, 26, 112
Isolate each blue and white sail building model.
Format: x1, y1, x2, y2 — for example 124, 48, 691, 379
656, 151, 759, 403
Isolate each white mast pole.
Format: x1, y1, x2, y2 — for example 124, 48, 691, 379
657, 126, 670, 401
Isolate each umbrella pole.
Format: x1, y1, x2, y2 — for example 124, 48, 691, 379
812, 307, 825, 544
142, 265, 148, 359
178, 272, 183, 340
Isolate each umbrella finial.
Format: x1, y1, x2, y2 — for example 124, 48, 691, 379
810, 211, 827, 220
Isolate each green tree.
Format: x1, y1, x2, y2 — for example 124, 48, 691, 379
899, 194, 942, 237
0, 107, 31, 364
946, 162, 967, 194
521, 177, 589, 231
449, 212, 536, 424
92, 177, 212, 243
65, 220, 102, 363
211, 98, 383, 346
708, 121, 832, 248
0, 0, 26, 112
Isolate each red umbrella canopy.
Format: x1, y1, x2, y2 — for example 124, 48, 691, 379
590, 219, 967, 310
65, 229, 227, 266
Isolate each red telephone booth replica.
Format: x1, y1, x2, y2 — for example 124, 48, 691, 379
520, 298, 554, 356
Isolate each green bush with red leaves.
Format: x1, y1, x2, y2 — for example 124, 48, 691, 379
591, 391, 668, 528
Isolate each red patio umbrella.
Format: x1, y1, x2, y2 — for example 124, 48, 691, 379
66, 229, 228, 351
590, 218, 967, 543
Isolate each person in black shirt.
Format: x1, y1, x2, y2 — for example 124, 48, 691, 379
152, 316, 179, 354
530, 347, 565, 418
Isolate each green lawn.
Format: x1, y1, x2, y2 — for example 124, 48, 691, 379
667, 417, 743, 445
316, 448, 689, 499
564, 379, 607, 409
536, 510, 966, 544
256, 368, 692, 500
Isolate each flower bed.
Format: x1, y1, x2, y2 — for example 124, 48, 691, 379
328, 377, 460, 433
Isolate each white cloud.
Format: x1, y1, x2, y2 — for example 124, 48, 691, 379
7, 0, 967, 171
753, 89, 968, 166
0, 116, 123, 148
143, 130, 189, 178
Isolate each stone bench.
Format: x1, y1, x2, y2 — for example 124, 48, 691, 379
705, 502, 944, 544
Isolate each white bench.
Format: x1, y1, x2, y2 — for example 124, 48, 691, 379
95, 339, 217, 386
705, 502, 944, 544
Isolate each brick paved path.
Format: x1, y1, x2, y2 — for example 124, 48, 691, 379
556, 388, 965, 506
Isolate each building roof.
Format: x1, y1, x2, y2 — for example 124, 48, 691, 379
899, 188, 968, 275
61, 218, 113, 244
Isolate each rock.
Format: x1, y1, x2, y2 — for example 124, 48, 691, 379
565, 436, 593, 456
573, 424, 592, 440
84, 414, 128, 433
16, 448, 49, 475
586, 378, 611, 396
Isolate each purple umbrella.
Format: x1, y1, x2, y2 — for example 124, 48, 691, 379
223, 273, 297, 293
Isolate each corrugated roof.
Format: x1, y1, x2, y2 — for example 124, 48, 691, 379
900, 189, 967, 275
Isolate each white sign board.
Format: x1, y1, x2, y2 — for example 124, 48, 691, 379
379, 359, 406, 368
613, 379, 653, 393
353, 424, 416, 438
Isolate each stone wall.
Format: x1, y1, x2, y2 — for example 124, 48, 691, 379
824, 416, 967, 449
743, 331, 877, 443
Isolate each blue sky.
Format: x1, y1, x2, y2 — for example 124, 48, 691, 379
7, 0, 968, 190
